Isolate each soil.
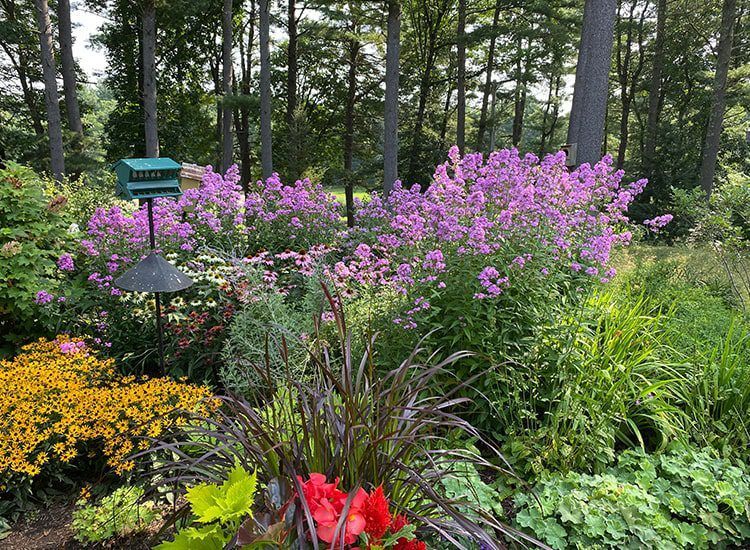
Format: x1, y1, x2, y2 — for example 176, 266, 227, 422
2, 502, 154, 550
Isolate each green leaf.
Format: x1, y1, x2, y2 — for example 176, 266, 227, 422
154, 525, 226, 550
186, 463, 257, 526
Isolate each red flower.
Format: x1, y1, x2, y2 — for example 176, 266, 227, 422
298, 473, 346, 516
298, 474, 368, 546
314, 488, 367, 545
362, 486, 391, 541
395, 540, 426, 550
391, 514, 426, 550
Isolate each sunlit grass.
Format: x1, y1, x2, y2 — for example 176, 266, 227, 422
326, 186, 370, 204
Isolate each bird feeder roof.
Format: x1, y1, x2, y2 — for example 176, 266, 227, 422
113, 157, 181, 172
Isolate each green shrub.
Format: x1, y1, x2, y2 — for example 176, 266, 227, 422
0, 163, 74, 353
515, 445, 750, 549
53, 170, 128, 228
71, 486, 158, 543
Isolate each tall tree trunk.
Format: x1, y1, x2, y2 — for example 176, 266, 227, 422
699, 0, 737, 198
407, 8, 442, 187
616, 0, 647, 169
221, 0, 234, 172
383, 0, 400, 197
547, 74, 562, 151
33, 0, 65, 182
142, 0, 159, 157
343, 17, 360, 228
286, 0, 298, 181
438, 58, 455, 153
56, 0, 83, 140
0, 37, 44, 136
0, 1, 41, 135
488, 83, 497, 151
259, 0, 273, 178
475, 1, 501, 152
211, 56, 222, 158
456, 0, 466, 153
239, 0, 255, 190
511, 36, 528, 147
566, 0, 618, 167
539, 71, 560, 155
643, 0, 666, 178
615, 0, 634, 169
407, 54, 435, 185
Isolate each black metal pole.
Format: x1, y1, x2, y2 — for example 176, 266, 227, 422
147, 198, 165, 375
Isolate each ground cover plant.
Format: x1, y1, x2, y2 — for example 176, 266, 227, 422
72, 486, 159, 544
514, 445, 750, 549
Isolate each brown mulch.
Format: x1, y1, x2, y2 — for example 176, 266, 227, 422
2, 502, 154, 550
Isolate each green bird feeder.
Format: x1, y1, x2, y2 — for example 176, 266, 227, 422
113, 157, 182, 201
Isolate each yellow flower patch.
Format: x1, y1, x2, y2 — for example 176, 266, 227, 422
0, 336, 215, 478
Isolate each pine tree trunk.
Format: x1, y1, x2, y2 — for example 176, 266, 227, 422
142, 0, 159, 157
699, 0, 737, 198
615, 0, 634, 169
407, 56, 434, 185
259, 0, 273, 178
408, 12, 442, 186
239, 0, 255, 191
439, 59, 455, 153
547, 75, 562, 150
456, 0, 466, 153
643, 0, 666, 178
33, 0, 65, 182
539, 71, 558, 155
488, 84, 497, 151
343, 19, 360, 228
286, 0, 298, 181
221, 0, 234, 172
383, 0, 400, 198
475, 1, 501, 152
56, 0, 83, 139
566, 0, 618, 167
511, 36, 528, 147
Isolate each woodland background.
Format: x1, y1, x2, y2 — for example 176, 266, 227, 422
0, 0, 749, 218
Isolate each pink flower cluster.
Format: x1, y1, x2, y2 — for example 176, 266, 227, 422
76, 166, 341, 290
331, 147, 647, 324
643, 214, 674, 233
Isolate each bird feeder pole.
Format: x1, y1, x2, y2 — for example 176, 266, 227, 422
112, 158, 194, 376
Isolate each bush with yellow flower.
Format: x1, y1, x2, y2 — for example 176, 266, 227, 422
0, 336, 215, 483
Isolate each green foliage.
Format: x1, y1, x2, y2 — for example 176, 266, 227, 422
514, 445, 750, 549
439, 451, 507, 519
498, 288, 683, 476
0, 163, 73, 352
612, 250, 750, 458
221, 275, 313, 398
55, 170, 129, 228
71, 486, 158, 544
156, 462, 257, 550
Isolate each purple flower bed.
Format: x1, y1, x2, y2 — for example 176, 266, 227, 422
330, 147, 646, 331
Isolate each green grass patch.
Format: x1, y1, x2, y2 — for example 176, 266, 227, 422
326, 186, 370, 204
